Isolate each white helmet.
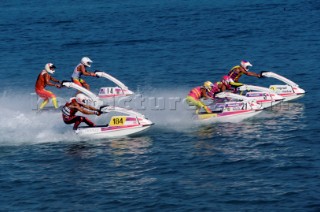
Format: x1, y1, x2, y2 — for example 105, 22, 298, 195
69, 97, 76, 102
76, 93, 90, 105
240, 60, 252, 71
45, 63, 56, 74
81, 57, 93, 67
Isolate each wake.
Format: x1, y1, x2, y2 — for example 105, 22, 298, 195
0, 88, 196, 145
0, 92, 77, 145
121, 88, 196, 130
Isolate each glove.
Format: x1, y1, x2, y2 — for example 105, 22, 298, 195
259, 71, 266, 78
94, 110, 102, 116
94, 70, 100, 78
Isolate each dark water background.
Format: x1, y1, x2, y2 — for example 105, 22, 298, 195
0, 0, 320, 211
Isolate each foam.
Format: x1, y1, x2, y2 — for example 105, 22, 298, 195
0, 88, 197, 145
0, 92, 78, 145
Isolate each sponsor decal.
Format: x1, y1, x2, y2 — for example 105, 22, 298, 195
246, 93, 264, 97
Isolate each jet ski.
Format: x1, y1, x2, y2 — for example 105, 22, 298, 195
196, 92, 263, 123
227, 71, 304, 106
62, 81, 153, 139
95, 71, 134, 99
261, 72, 306, 101
235, 84, 284, 108
75, 105, 153, 139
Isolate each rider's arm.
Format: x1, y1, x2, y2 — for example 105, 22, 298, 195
50, 76, 60, 83
44, 73, 56, 87
245, 71, 261, 78
72, 103, 97, 115
80, 65, 96, 77
220, 84, 227, 92
48, 75, 61, 88
82, 104, 100, 112
201, 88, 209, 99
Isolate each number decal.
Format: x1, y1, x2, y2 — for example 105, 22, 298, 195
264, 93, 267, 100
113, 118, 123, 125
109, 116, 127, 126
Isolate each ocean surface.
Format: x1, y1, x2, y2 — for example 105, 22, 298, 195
1, 0, 320, 211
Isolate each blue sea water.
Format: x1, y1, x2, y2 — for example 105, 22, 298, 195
1, 0, 320, 211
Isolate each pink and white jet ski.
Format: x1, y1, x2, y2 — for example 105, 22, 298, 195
62, 82, 153, 139
261, 72, 306, 101
196, 92, 263, 123
95, 71, 134, 99
75, 106, 153, 139
236, 84, 284, 108
228, 71, 305, 107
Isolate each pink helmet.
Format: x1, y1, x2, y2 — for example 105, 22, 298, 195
221, 75, 234, 89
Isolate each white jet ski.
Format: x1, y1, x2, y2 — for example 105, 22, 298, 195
236, 84, 284, 108
62, 81, 153, 139
75, 106, 153, 139
95, 71, 134, 99
261, 72, 306, 101
196, 92, 263, 124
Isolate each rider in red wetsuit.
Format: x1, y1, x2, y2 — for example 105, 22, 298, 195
35, 63, 61, 110
228, 60, 261, 82
62, 93, 101, 130
71, 57, 97, 90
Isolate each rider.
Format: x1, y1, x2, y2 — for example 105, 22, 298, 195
62, 93, 102, 130
220, 75, 242, 92
35, 63, 61, 110
71, 57, 97, 90
206, 81, 224, 98
186, 81, 215, 114
228, 60, 261, 82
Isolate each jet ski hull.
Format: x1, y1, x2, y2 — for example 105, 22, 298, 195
75, 124, 153, 139
196, 110, 262, 124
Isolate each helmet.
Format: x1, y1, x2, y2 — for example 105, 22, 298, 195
203, 81, 213, 92
45, 63, 56, 74
221, 76, 234, 88
81, 57, 93, 67
240, 60, 252, 71
69, 97, 76, 102
76, 93, 90, 105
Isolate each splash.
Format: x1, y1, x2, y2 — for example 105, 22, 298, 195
0, 88, 197, 145
123, 88, 196, 131
0, 92, 78, 146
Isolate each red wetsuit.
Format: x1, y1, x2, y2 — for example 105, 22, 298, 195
62, 99, 95, 130
35, 70, 56, 100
